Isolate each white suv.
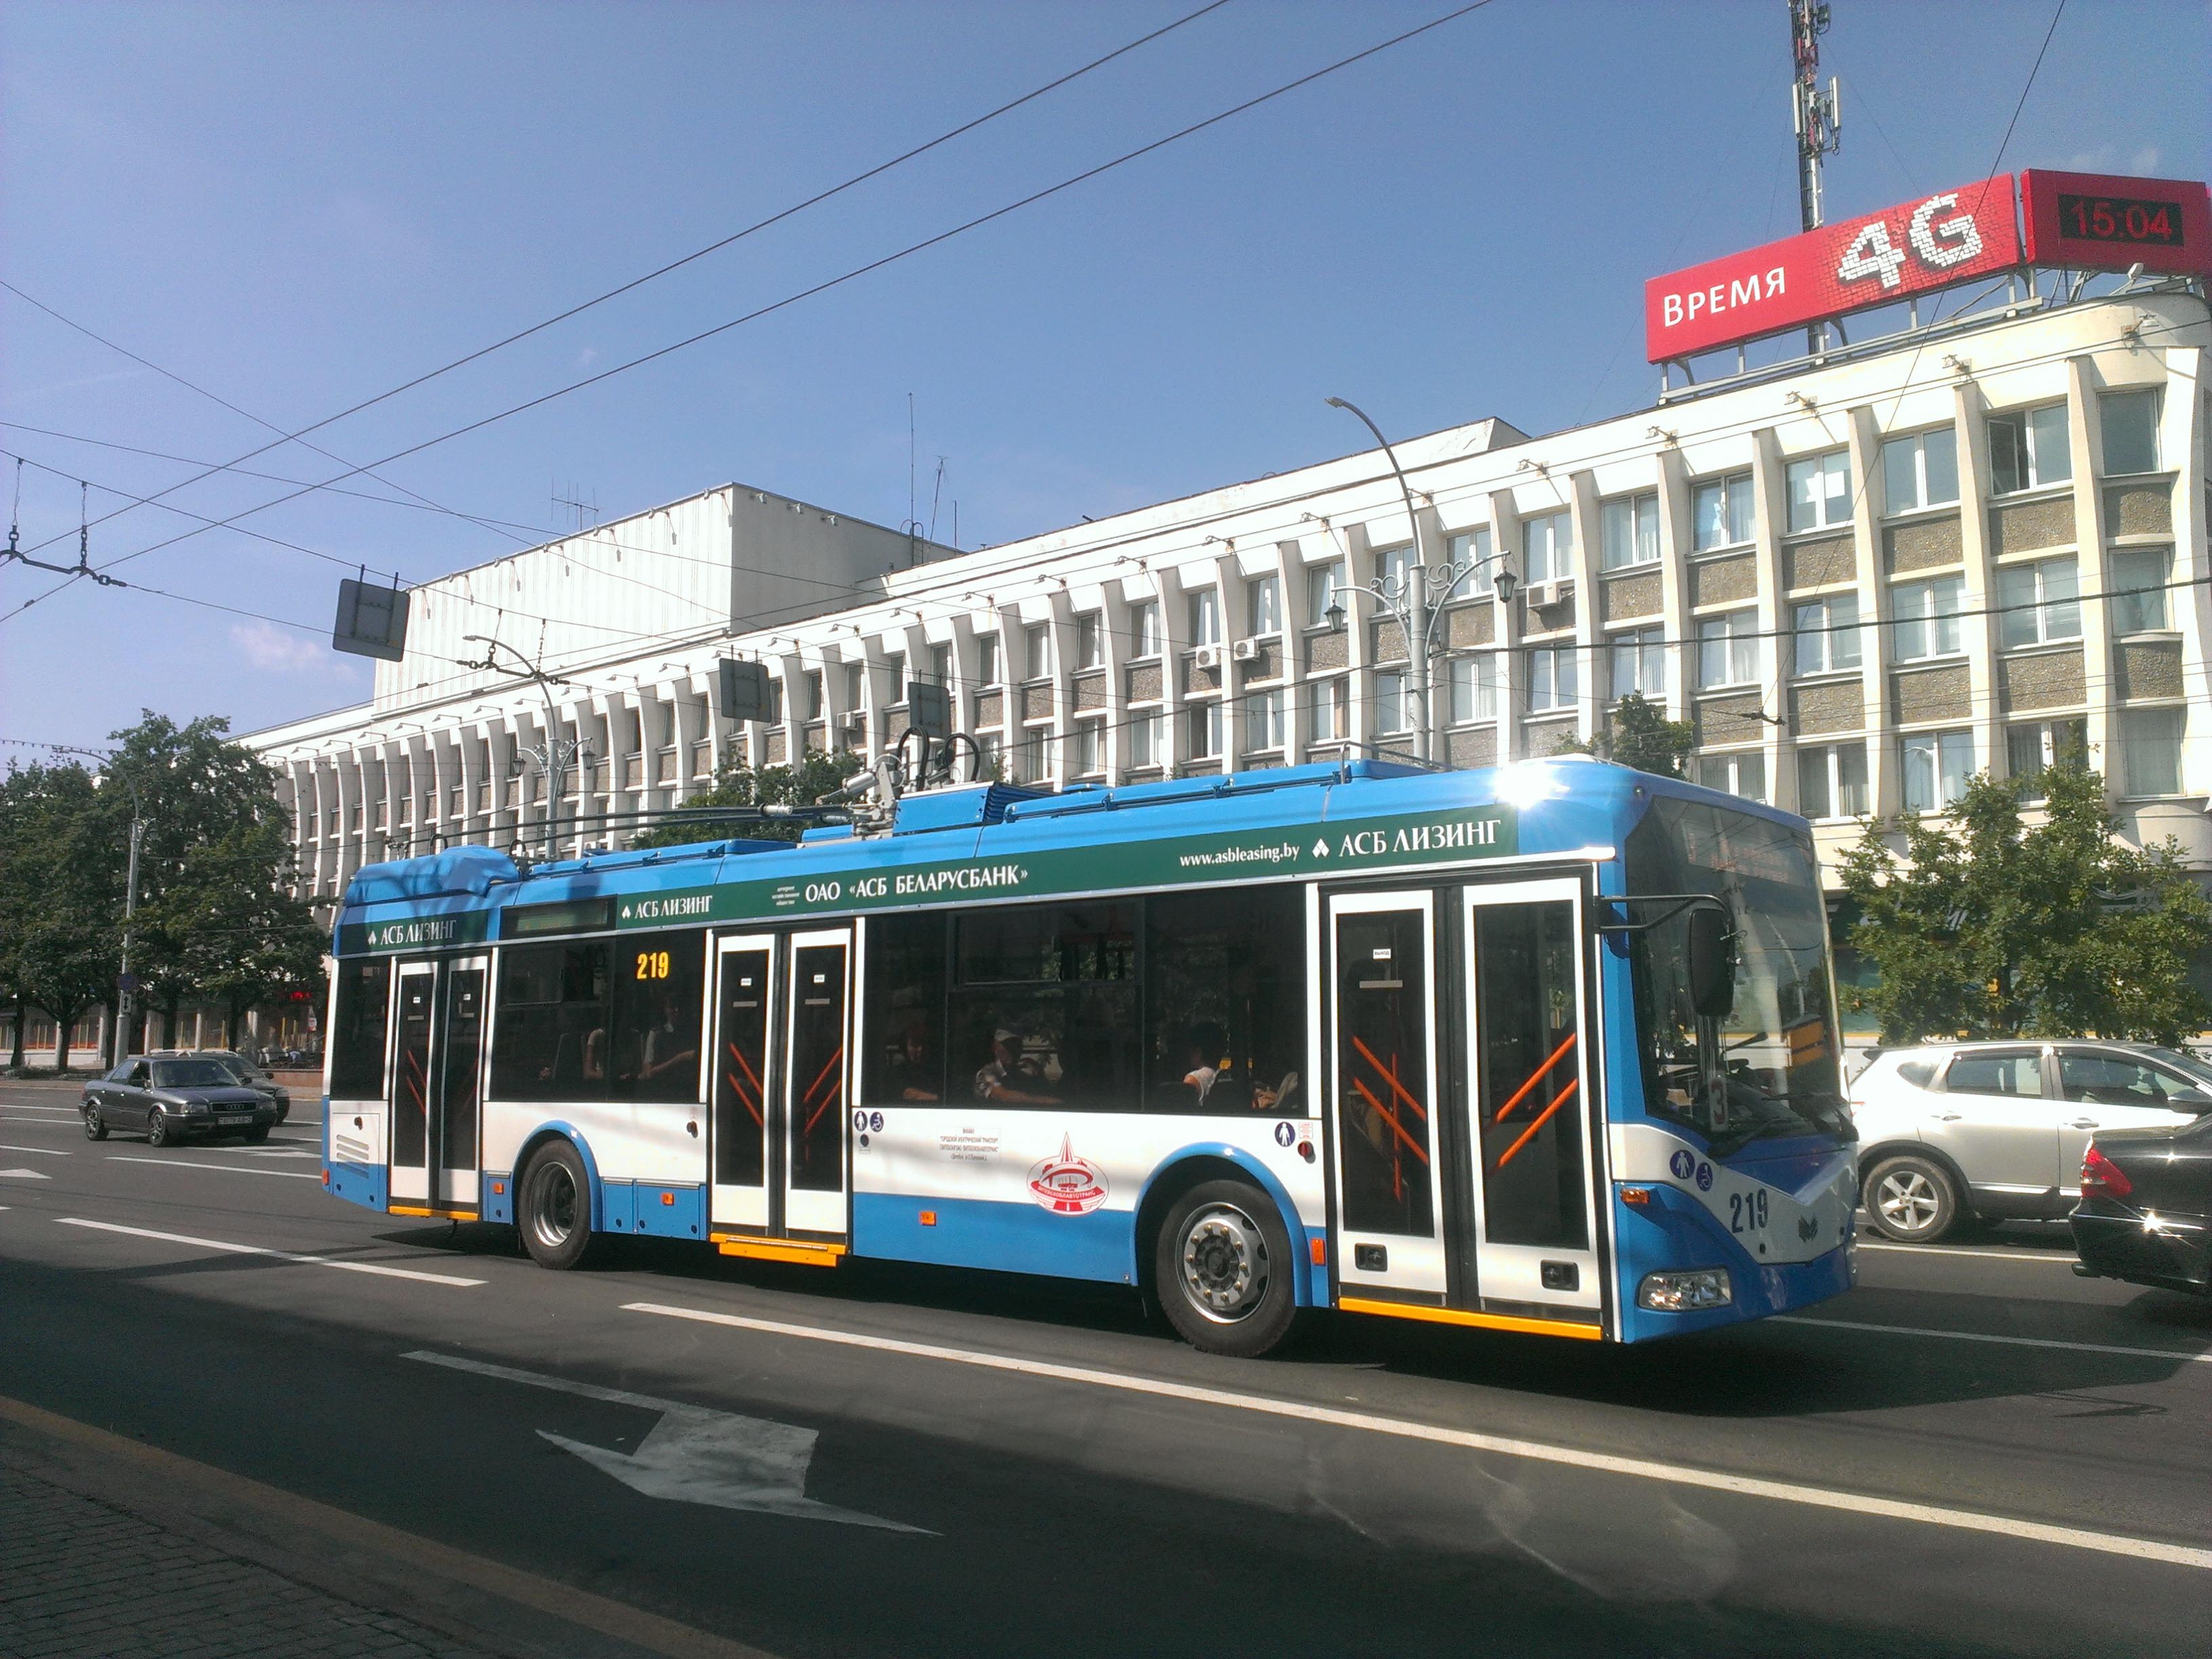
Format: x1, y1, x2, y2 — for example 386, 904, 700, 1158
1849, 1041, 2212, 1242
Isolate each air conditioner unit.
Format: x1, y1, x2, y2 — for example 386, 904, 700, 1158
1231, 638, 1261, 661
1525, 579, 1574, 612
1193, 644, 1223, 670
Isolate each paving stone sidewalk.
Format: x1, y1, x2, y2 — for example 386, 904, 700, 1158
0, 1460, 497, 1659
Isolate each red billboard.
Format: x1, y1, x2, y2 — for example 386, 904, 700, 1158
1645, 175, 2020, 362
2020, 169, 2212, 278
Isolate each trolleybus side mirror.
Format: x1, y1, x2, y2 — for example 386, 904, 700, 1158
1688, 906, 1735, 1019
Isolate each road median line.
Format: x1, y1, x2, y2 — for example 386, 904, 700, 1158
622, 1299, 2212, 1571
108, 1154, 321, 1179
56, 1216, 485, 1286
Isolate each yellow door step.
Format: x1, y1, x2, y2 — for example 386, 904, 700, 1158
713, 1235, 848, 1267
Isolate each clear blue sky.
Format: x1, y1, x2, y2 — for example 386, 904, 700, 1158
3, 0, 2203, 754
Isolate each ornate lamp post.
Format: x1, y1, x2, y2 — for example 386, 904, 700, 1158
461, 635, 588, 860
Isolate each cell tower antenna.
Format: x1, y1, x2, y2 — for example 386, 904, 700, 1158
1790, 0, 1843, 350
552, 480, 600, 533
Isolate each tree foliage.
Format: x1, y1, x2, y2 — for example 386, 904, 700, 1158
0, 760, 121, 1069
1837, 760, 2212, 1046
1554, 693, 1696, 777
630, 750, 864, 848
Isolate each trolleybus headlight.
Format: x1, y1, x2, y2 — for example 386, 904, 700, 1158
1637, 1268, 1732, 1311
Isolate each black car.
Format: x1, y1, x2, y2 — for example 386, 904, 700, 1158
2070, 1113, 2212, 1298
81, 1056, 280, 1146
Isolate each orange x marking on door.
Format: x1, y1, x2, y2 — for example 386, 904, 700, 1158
1351, 1036, 1428, 1122
1494, 1032, 1578, 1124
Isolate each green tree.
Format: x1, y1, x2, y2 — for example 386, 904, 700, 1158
630, 749, 863, 848
1554, 693, 1696, 777
1837, 760, 2212, 1045
0, 759, 123, 1071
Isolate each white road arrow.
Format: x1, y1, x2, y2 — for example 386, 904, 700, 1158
405, 1350, 927, 1532
0, 1168, 52, 1180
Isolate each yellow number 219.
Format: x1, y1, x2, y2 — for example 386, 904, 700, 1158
635, 950, 671, 981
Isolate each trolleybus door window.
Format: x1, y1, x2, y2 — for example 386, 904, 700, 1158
710, 935, 776, 1230
1462, 880, 1600, 1314
389, 962, 436, 1204
782, 929, 853, 1238
434, 956, 487, 1209
1327, 892, 1448, 1297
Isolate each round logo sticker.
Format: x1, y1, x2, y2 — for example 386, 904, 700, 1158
1027, 1135, 1109, 1215
1668, 1149, 1696, 1180
869, 1111, 884, 1132
1274, 1122, 1296, 1148
852, 1109, 868, 1132
1696, 1161, 1715, 1192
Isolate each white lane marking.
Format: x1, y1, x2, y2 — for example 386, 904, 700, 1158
55, 1218, 483, 1285
0, 1107, 85, 1119
1773, 1315, 2212, 1365
0, 1143, 70, 1155
0, 1169, 53, 1181
244, 1149, 316, 1159
404, 1352, 928, 1532
107, 1155, 320, 1181
626, 1300, 2212, 1571
1860, 1242, 2078, 1265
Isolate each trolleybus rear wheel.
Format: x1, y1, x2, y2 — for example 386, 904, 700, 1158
520, 1141, 596, 1270
1155, 1179, 1298, 1357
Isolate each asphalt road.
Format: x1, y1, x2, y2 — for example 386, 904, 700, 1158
3, 1083, 2207, 1658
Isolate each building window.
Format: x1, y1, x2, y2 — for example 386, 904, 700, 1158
1527, 645, 1578, 712
977, 634, 1000, 687
1989, 403, 2072, 494
1610, 627, 1664, 697
1187, 699, 1223, 759
1244, 689, 1286, 752
1305, 678, 1348, 745
2007, 718, 2087, 799
1794, 594, 1862, 674
1902, 729, 1975, 811
2110, 546, 2171, 634
1692, 470, 1755, 551
1247, 575, 1282, 638
1374, 544, 1413, 599
1449, 653, 1498, 722
1023, 623, 1050, 681
1446, 529, 1494, 595
1128, 600, 1162, 658
1697, 611, 1760, 688
928, 642, 952, 687
1996, 556, 2081, 648
1129, 712, 1164, 769
1074, 614, 1103, 671
1071, 720, 1103, 777
1374, 670, 1408, 734
1797, 742, 1868, 819
1880, 426, 1959, 511
2120, 707, 2184, 797
975, 731, 1002, 773
1188, 588, 1221, 648
1600, 493, 1659, 571
842, 663, 865, 712
1521, 510, 1572, 585
1697, 750, 1767, 802
801, 672, 823, 721
2100, 389, 2161, 476
1016, 727, 1046, 782
1892, 575, 1965, 661
1786, 449, 1851, 533
1306, 561, 1347, 628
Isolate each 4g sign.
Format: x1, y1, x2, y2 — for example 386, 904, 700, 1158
1646, 175, 2021, 361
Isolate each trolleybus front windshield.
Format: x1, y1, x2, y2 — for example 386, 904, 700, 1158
1624, 798, 1848, 1152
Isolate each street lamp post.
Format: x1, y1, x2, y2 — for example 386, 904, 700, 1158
462, 635, 584, 860
53, 745, 145, 1067
1322, 398, 1517, 763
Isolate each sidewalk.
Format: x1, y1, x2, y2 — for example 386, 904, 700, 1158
0, 1458, 493, 1659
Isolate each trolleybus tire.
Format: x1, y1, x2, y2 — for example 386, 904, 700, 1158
1862, 1152, 1962, 1244
1154, 1179, 1298, 1357
519, 1141, 597, 1271
83, 1106, 108, 1141
146, 1109, 173, 1149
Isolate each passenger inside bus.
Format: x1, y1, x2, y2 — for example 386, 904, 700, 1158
882, 1023, 941, 1102
636, 992, 697, 1088
975, 1027, 1060, 1105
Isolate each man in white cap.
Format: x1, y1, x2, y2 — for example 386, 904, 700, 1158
975, 1027, 1059, 1105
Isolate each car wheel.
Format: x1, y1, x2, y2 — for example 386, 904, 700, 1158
519, 1141, 596, 1271
146, 1109, 173, 1149
1153, 1179, 1299, 1357
83, 1105, 108, 1141
1862, 1153, 1961, 1243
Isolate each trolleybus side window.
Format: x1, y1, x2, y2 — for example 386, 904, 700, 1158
863, 913, 948, 1105
952, 903, 1138, 1110
610, 930, 707, 1103
1145, 886, 1304, 1114
493, 941, 611, 1101
329, 958, 392, 1099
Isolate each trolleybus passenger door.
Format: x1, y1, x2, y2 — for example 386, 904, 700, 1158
781, 927, 853, 1240
388, 962, 436, 1206
1461, 880, 1601, 1320
1327, 892, 1449, 1300
709, 934, 777, 1231
432, 955, 487, 1211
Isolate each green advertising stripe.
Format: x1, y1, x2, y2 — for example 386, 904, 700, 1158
339, 909, 492, 956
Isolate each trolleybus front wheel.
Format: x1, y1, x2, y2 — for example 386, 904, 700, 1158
1154, 1179, 1298, 1358
519, 1141, 598, 1271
